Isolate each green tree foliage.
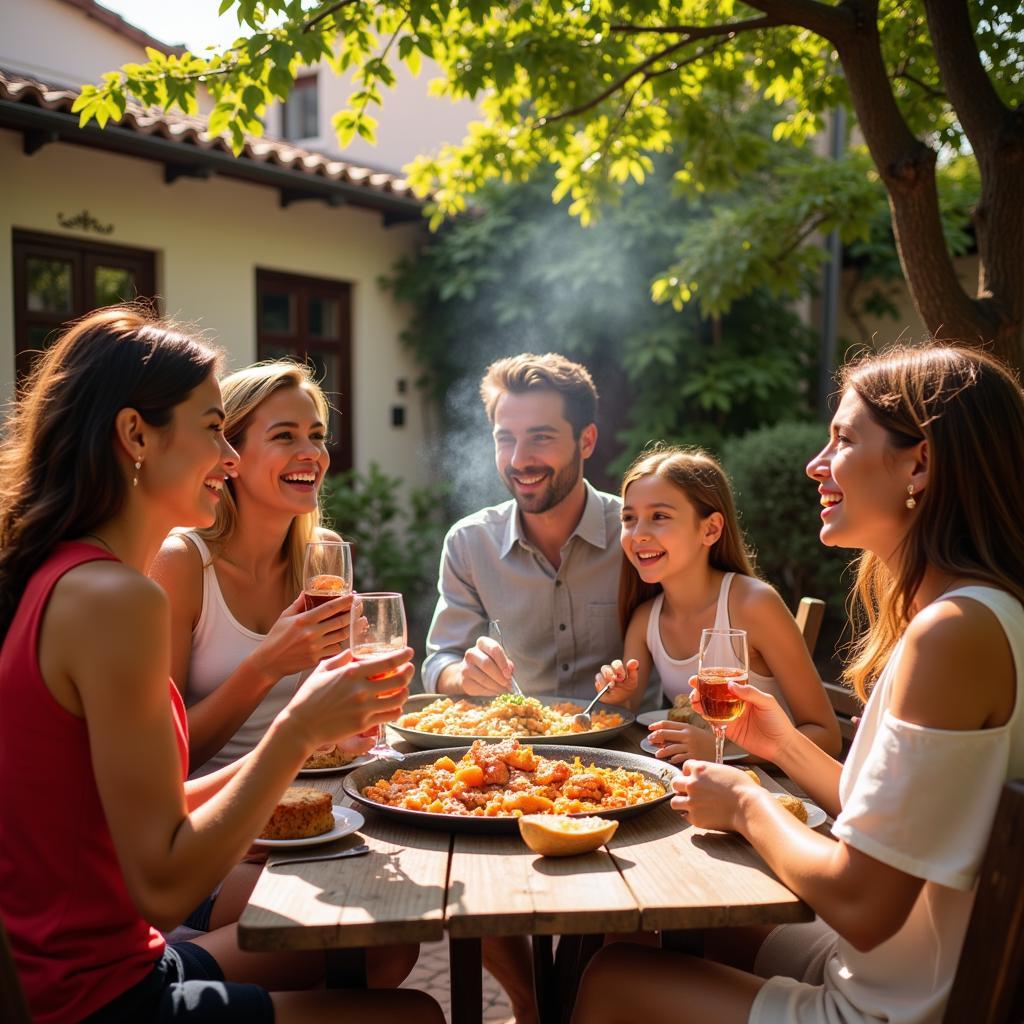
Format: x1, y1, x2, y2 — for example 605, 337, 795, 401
80, 1, 1023, 363
382, 170, 818, 492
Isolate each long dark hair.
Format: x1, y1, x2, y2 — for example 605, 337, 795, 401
0, 306, 219, 637
841, 345, 1024, 699
617, 445, 757, 631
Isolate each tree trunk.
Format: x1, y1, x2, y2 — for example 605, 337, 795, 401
831, 1, 1023, 368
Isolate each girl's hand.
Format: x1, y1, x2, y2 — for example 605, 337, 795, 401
689, 676, 796, 762
646, 721, 716, 763
669, 760, 760, 832
251, 593, 353, 680
285, 647, 414, 749
595, 659, 640, 705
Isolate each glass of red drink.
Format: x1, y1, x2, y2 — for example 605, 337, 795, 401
697, 628, 749, 764
303, 541, 353, 612
351, 592, 408, 761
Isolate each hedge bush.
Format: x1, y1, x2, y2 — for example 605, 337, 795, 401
722, 421, 855, 672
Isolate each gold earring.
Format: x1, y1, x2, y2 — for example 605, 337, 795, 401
905, 484, 916, 510
133, 459, 142, 488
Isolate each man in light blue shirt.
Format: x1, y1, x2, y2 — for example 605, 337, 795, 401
423, 352, 627, 703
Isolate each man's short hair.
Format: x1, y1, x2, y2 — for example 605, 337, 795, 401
479, 353, 598, 438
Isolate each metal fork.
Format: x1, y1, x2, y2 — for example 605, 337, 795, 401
488, 619, 524, 695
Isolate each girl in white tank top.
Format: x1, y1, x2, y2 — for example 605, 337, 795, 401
596, 446, 839, 764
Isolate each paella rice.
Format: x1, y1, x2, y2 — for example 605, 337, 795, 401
361, 738, 665, 817
395, 693, 624, 737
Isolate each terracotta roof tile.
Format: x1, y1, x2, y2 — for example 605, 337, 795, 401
0, 66, 422, 204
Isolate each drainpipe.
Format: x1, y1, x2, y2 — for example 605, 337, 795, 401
819, 105, 846, 416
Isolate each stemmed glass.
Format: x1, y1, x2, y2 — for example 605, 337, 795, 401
697, 628, 749, 764
351, 592, 408, 761
302, 541, 353, 611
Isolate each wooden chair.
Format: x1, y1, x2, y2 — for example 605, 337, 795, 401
796, 596, 860, 746
944, 778, 1024, 1023
0, 915, 31, 1024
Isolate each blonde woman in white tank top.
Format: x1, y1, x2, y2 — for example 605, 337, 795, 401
149, 363, 419, 988
574, 346, 1024, 1024
595, 447, 839, 764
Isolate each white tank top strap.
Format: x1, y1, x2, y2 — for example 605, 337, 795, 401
712, 572, 735, 631
180, 529, 212, 563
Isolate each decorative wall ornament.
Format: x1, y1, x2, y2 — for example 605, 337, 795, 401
57, 210, 114, 235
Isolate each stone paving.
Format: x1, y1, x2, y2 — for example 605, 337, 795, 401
401, 937, 513, 1023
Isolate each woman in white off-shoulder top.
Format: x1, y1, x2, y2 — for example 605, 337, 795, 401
573, 344, 1024, 1024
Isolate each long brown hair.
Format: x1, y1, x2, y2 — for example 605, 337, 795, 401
197, 361, 330, 597
841, 345, 1024, 700
0, 306, 219, 637
617, 445, 757, 631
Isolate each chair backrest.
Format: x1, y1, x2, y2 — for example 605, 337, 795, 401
944, 778, 1024, 1023
797, 595, 859, 746
795, 596, 825, 656
0, 916, 31, 1024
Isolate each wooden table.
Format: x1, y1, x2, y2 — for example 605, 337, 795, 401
239, 723, 814, 1023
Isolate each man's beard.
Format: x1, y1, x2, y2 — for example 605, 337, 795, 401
504, 442, 583, 514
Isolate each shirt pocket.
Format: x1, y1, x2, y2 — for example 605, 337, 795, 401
587, 602, 621, 659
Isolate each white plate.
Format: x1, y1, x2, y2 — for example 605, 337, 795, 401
639, 735, 747, 763
636, 710, 673, 728
253, 806, 365, 848
776, 796, 827, 829
298, 754, 374, 776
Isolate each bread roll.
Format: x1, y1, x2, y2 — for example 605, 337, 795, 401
303, 744, 354, 770
775, 793, 808, 824
260, 786, 334, 840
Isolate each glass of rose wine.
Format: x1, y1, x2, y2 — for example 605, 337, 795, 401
351, 592, 408, 761
303, 541, 353, 613
697, 628, 749, 764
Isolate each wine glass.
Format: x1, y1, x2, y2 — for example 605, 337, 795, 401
351, 592, 408, 761
303, 541, 353, 612
697, 628, 749, 764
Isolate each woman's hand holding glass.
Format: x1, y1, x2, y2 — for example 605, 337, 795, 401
688, 674, 797, 763
646, 720, 717, 763
594, 659, 640, 705
249, 591, 353, 680
284, 646, 414, 751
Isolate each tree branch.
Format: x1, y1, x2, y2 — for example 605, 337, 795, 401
302, 0, 361, 33
609, 16, 782, 37
921, 0, 1011, 160
738, 0, 853, 43
892, 71, 945, 101
539, 25, 770, 126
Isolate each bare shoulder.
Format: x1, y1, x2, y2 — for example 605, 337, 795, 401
315, 526, 344, 543
892, 593, 1013, 730
49, 561, 168, 633
730, 574, 790, 622
628, 597, 657, 632
149, 533, 204, 607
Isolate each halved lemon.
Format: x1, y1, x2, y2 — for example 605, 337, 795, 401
518, 814, 619, 857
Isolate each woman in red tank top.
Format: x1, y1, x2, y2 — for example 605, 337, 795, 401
0, 307, 441, 1024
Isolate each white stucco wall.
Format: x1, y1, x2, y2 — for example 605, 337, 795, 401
269, 56, 481, 175
0, 0, 152, 88
0, 127, 429, 486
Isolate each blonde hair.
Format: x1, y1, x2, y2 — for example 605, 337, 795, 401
840, 345, 1024, 700
617, 445, 757, 631
199, 361, 330, 596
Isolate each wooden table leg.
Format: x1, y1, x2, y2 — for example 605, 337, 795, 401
532, 935, 556, 1024
325, 947, 368, 988
551, 934, 603, 1024
661, 930, 704, 957
449, 936, 483, 1024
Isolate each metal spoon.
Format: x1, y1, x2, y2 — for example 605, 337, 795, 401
573, 681, 613, 730
269, 844, 370, 868
488, 619, 524, 696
